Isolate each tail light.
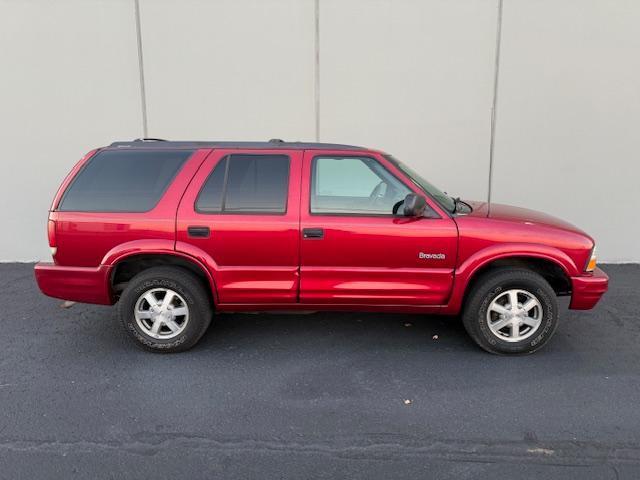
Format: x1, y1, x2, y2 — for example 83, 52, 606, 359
47, 218, 57, 257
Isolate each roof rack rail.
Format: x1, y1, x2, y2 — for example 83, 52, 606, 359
268, 138, 285, 143
108, 140, 365, 150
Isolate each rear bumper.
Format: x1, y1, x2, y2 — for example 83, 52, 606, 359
569, 267, 608, 310
34, 263, 113, 305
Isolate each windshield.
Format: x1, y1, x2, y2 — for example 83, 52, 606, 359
384, 154, 456, 213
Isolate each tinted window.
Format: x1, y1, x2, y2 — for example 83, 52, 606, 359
196, 157, 227, 212
311, 156, 411, 215
59, 149, 192, 212
196, 154, 289, 214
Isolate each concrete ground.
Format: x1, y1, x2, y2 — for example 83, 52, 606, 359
0, 263, 638, 479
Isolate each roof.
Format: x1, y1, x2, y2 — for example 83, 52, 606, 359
108, 139, 365, 150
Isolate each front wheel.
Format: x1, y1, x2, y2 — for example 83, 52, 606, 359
118, 266, 212, 353
462, 268, 559, 354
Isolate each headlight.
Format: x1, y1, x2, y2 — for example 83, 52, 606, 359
585, 246, 597, 272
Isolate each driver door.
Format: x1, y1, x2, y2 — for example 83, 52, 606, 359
299, 150, 458, 305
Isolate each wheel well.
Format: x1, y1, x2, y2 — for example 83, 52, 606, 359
110, 254, 214, 303
465, 257, 572, 299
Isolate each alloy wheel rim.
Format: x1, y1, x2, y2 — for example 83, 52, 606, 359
486, 289, 543, 342
134, 288, 189, 340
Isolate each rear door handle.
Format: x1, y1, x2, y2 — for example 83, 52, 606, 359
303, 228, 324, 239
187, 226, 210, 238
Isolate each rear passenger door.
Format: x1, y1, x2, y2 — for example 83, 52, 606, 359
176, 149, 302, 304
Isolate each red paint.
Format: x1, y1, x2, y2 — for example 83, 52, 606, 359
298, 151, 457, 305
34, 263, 111, 305
52, 149, 211, 267
175, 149, 303, 304
34, 144, 608, 314
569, 267, 609, 310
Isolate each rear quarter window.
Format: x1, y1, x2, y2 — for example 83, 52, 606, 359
58, 149, 193, 212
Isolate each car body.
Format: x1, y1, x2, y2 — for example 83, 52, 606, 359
34, 139, 608, 353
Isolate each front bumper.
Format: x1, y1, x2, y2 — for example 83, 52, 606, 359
569, 267, 609, 310
34, 263, 113, 305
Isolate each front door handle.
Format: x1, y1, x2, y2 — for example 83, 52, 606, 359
303, 228, 324, 239
187, 226, 210, 238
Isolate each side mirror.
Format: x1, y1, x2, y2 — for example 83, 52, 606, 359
403, 193, 427, 217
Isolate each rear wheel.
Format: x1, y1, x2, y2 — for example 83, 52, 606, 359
118, 266, 212, 353
462, 268, 558, 354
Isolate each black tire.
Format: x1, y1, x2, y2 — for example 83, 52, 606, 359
118, 266, 212, 353
462, 268, 559, 355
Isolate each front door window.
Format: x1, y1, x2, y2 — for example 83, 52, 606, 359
310, 156, 411, 215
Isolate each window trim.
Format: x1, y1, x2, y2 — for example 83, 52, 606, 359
57, 148, 194, 214
195, 153, 291, 215
309, 154, 440, 218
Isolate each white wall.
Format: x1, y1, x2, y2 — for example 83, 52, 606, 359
139, 0, 316, 140
0, 0, 638, 262
319, 0, 497, 201
492, 0, 640, 262
0, 0, 142, 261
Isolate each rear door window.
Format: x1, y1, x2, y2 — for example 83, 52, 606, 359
196, 154, 290, 214
58, 149, 192, 212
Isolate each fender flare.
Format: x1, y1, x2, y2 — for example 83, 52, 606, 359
444, 243, 577, 314
101, 239, 220, 304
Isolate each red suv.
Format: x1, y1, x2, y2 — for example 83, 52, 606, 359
35, 139, 608, 354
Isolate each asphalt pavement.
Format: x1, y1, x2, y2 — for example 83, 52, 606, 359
0, 263, 639, 479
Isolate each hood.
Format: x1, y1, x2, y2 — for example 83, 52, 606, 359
462, 200, 588, 236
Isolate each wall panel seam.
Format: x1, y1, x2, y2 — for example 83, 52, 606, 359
134, 0, 149, 137
487, 0, 504, 213
314, 0, 320, 142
